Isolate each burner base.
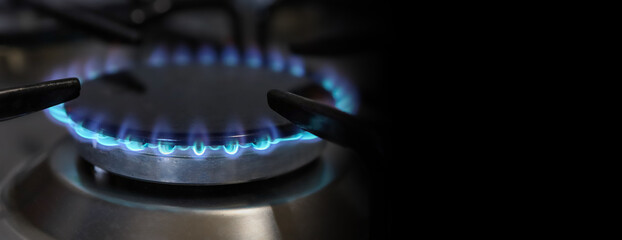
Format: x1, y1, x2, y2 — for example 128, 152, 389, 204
78, 137, 325, 185
1, 138, 368, 240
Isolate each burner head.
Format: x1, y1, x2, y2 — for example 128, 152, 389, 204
64, 65, 324, 147
45, 44, 358, 185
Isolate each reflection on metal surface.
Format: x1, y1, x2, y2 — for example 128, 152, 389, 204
0, 138, 368, 240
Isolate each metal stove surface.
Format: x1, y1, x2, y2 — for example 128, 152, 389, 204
0, 41, 383, 239
1, 0, 392, 238
0, 137, 369, 240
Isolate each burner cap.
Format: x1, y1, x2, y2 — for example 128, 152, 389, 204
64, 64, 319, 146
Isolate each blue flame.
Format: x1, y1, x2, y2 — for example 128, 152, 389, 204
97, 134, 120, 147
268, 50, 285, 72
47, 104, 70, 123
198, 45, 216, 65
149, 119, 175, 145
43, 45, 362, 158
173, 44, 192, 65
245, 47, 262, 68
66, 61, 84, 83
148, 45, 168, 67
320, 73, 358, 114
46, 104, 317, 156
116, 117, 137, 140
251, 135, 271, 150
46, 103, 320, 157
158, 142, 176, 155
105, 53, 119, 74
193, 141, 207, 156
187, 121, 209, 148
105, 48, 129, 74
289, 56, 305, 77
223, 140, 240, 155
222, 45, 239, 66
84, 57, 100, 80
125, 137, 147, 151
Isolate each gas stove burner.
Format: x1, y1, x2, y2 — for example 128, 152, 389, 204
44, 44, 359, 185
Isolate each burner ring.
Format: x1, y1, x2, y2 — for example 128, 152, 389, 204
78, 137, 326, 185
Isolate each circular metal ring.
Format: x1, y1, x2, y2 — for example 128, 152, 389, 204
78, 139, 325, 185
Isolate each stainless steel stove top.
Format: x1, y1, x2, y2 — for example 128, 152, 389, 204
1, 137, 368, 240
1, 1, 393, 238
